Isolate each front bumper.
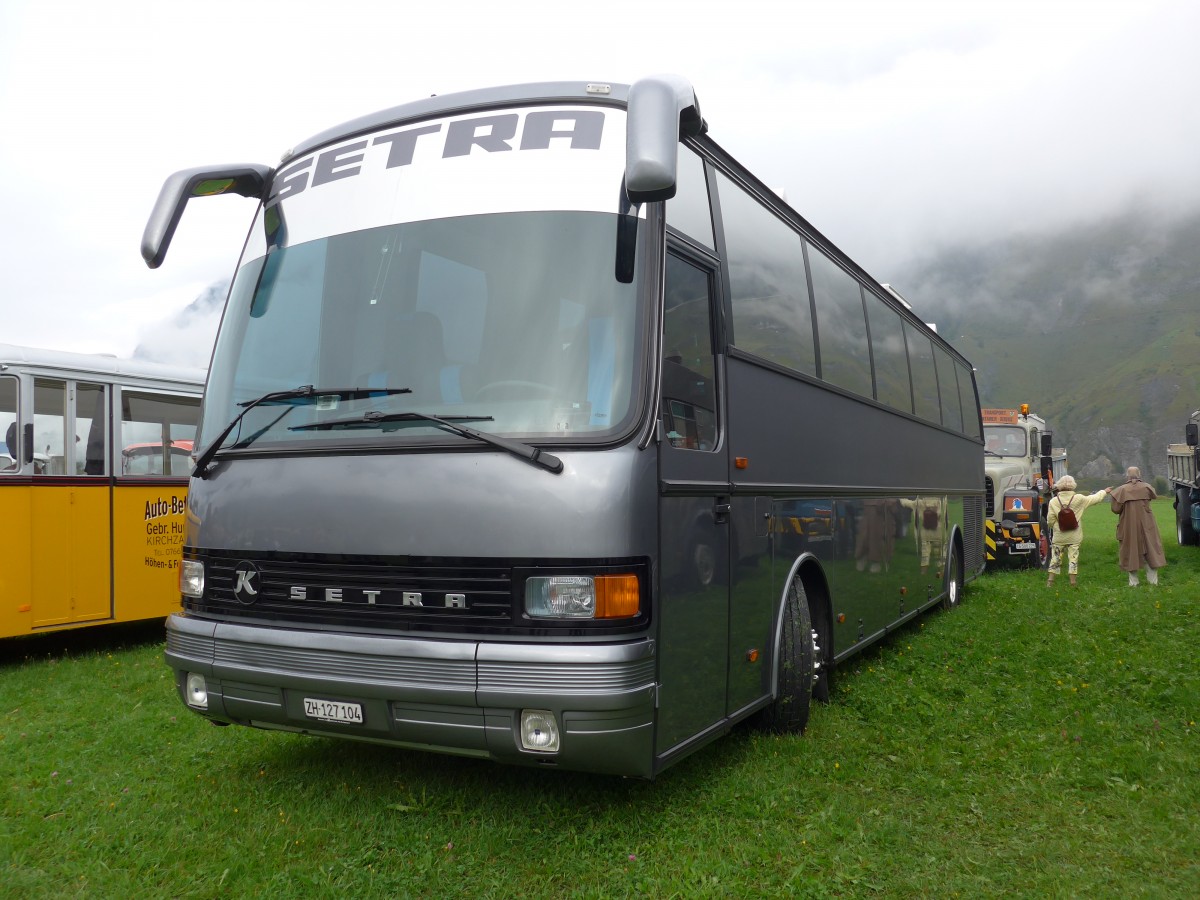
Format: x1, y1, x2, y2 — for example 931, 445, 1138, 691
165, 613, 658, 777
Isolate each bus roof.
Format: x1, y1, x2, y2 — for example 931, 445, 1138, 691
0, 343, 205, 388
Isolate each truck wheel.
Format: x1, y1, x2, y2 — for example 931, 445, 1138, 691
1037, 519, 1052, 569
757, 576, 815, 734
1176, 488, 1198, 546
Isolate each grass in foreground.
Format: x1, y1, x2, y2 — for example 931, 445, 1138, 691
1, 500, 1197, 897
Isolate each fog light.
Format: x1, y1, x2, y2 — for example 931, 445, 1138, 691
185, 672, 209, 710
519, 709, 560, 753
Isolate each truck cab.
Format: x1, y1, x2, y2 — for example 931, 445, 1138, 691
983, 405, 1068, 568
1166, 413, 1200, 546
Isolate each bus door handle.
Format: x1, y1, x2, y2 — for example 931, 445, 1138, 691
714, 499, 731, 523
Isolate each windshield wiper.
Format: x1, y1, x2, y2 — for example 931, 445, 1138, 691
291, 410, 564, 474
192, 385, 412, 478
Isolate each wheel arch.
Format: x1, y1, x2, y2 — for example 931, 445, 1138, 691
766, 551, 832, 699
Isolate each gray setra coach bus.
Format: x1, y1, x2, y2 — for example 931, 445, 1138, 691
143, 76, 985, 778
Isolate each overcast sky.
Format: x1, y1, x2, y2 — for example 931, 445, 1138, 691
2, 0, 1198, 367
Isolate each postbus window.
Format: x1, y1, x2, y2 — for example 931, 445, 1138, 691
808, 246, 872, 398
76, 382, 107, 476
120, 391, 200, 477
865, 292, 912, 413
666, 147, 714, 250
716, 171, 816, 377
662, 254, 718, 451
933, 345, 963, 432
34, 378, 66, 475
1, 375, 17, 473
904, 323, 941, 425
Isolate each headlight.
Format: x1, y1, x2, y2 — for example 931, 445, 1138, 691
180, 560, 205, 598
524, 574, 639, 619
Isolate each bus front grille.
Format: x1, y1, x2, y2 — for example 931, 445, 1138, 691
190, 550, 514, 632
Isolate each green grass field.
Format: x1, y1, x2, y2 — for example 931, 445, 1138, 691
2, 500, 1196, 898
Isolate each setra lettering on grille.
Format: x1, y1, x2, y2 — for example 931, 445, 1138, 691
288, 586, 467, 608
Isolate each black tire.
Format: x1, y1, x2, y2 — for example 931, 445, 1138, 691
758, 576, 815, 734
1176, 488, 1198, 547
941, 543, 964, 611
1037, 518, 1052, 570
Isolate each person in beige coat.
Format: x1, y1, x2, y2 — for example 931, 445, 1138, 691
1109, 466, 1167, 586
1046, 475, 1111, 587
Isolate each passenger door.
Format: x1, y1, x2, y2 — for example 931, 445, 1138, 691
655, 250, 730, 754
30, 379, 112, 627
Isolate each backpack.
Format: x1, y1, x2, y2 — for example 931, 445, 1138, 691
1057, 495, 1079, 532
922, 506, 939, 530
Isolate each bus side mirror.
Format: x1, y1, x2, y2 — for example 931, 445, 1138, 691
141, 164, 272, 269
1187, 423, 1198, 447
1040, 432, 1053, 455
23, 422, 33, 464
625, 75, 706, 204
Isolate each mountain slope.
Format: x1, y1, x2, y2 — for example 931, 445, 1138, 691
900, 206, 1200, 482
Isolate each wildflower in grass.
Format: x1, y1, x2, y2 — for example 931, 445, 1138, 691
628, 854, 637, 862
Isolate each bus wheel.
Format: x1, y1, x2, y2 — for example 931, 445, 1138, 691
811, 598, 834, 705
941, 544, 964, 611
758, 576, 815, 734
1176, 488, 1198, 546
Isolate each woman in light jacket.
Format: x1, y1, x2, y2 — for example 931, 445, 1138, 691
1046, 475, 1111, 587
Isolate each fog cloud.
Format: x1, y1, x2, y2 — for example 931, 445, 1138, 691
1, 0, 1197, 364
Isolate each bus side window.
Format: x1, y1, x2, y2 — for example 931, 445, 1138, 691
120, 390, 201, 478
662, 254, 718, 451
78, 383, 107, 476
34, 378, 67, 475
1, 375, 17, 472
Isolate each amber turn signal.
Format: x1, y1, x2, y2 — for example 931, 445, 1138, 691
595, 574, 640, 618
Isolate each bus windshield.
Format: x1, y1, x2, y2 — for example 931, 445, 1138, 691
201, 105, 646, 453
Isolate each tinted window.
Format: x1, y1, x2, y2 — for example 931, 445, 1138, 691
666, 147, 714, 249
662, 254, 718, 451
717, 172, 816, 377
934, 345, 963, 432
904, 322, 940, 424
957, 362, 981, 438
808, 247, 871, 398
865, 293, 912, 413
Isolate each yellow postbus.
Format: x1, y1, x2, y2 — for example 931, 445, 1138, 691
0, 344, 205, 637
